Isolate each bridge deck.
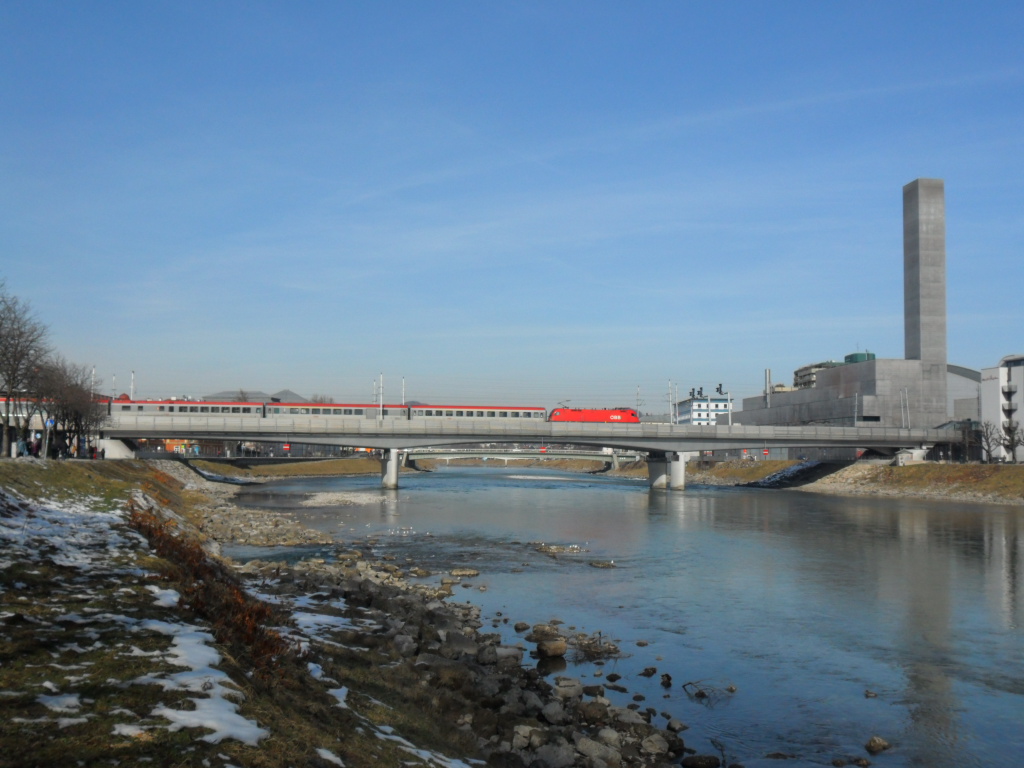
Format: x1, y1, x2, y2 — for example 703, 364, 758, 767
102, 414, 952, 453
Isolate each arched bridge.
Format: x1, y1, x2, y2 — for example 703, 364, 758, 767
100, 412, 950, 489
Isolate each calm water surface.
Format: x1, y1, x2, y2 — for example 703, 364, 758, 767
233, 467, 1024, 768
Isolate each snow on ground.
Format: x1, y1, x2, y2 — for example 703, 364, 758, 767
2, 482, 479, 767
0, 487, 268, 747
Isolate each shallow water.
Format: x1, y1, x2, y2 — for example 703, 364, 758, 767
232, 467, 1024, 767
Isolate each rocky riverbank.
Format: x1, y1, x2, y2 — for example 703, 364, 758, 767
156, 461, 726, 768
1, 459, 900, 767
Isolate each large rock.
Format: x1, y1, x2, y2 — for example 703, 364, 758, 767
541, 699, 569, 724
526, 623, 563, 641
393, 634, 418, 657
576, 736, 622, 767
552, 677, 584, 700
533, 741, 576, 768
536, 637, 568, 658
640, 733, 669, 755
865, 735, 891, 754
596, 728, 621, 749
610, 706, 647, 725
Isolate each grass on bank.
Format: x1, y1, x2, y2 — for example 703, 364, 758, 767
0, 459, 482, 768
841, 462, 1024, 501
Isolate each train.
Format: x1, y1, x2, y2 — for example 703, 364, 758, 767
107, 398, 641, 423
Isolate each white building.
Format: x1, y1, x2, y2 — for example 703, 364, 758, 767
675, 395, 732, 426
980, 354, 1024, 461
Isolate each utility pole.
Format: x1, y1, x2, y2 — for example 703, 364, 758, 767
402, 377, 405, 405
130, 371, 135, 401
379, 373, 384, 421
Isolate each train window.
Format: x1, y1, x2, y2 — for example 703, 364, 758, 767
456, 410, 464, 417
499, 411, 508, 417
353, 409, 363, 415
231, 407, 241, 414
200, 407, 209, 413
189, 406, 198, 413
289, 408, 299, 414
242, 407, 251, 414
343, 409, 352, 415
311, 408, 320, 415
487, 411, 495, 417
511, 412, 520, 418
475, 411, 484, 417
445, 410, 453, 416
208, 407, 217, 413
382, 409, 389, 415
121, 405, 131, 411
137, 405, 143, 411
300, 408, 309, 415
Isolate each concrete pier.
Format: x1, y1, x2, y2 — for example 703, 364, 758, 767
381, 448, 401, 489
647, 451, 686, 490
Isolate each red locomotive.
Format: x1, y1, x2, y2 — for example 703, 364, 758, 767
547, 407, 640, 423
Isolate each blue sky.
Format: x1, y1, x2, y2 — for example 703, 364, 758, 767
2, 2, 1022, 408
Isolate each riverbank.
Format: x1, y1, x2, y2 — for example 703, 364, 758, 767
1, 460, 712, 768
796, 461, 1024, 505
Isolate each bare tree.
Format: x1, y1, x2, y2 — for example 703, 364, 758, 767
37, 357, 106, 457
235, 388, 250, 402
0, 284, 50, 458
309, 393, 332, 403
1002, 420, 1023, 464
980, 421, 1002, 463
959, 420, 977, 462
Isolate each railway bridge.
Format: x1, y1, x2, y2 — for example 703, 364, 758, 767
100, 413, 950, 489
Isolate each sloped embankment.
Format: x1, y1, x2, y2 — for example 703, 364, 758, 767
684, 460, 800, 486
799, 462, 1024, 504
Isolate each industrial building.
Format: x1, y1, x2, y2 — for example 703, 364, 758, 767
733, 179, 980, 442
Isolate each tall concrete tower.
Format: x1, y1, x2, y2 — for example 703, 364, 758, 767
903, 178, 947, 364
903, 178, 948, 427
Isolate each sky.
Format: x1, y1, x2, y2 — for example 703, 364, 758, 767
2, 2, 1023, 409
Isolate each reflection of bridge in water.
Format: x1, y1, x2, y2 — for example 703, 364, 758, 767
101, 412, 952, 489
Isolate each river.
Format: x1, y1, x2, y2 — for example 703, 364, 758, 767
230, 466, 1024, 768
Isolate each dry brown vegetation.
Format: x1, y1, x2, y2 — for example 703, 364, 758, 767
806, 462, 1024, 503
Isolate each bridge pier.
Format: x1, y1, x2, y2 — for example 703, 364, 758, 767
381, 448, 402, 489
647, 451, 685, 490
